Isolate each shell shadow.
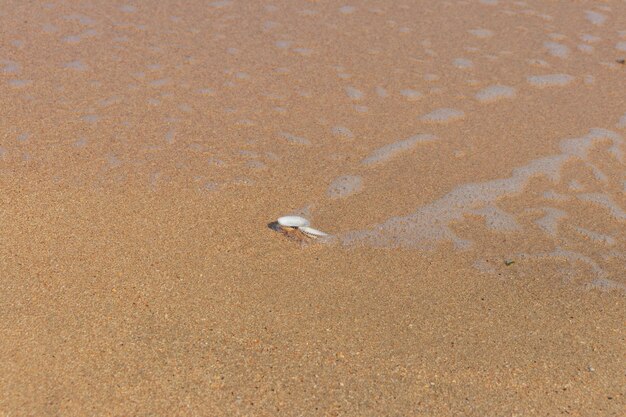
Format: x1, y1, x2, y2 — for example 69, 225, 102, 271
267, 221, 282, 232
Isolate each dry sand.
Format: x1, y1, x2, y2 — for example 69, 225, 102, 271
1, 0, 625, 415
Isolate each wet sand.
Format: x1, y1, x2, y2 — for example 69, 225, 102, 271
1, 0, 625, 415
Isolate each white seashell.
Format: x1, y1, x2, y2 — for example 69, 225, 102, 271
277, 215, 310, 228
299, 226, 329, 238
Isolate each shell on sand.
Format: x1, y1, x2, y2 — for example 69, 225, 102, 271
299, 226, 329, 238
277, 215, 310, 228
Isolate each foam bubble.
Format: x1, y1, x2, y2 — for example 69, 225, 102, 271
468, 28, 493, 38
150, 78, 170, 87
420, 108, 465, 123
527, 74, 574, 87
82, 114, 100, 123
327, 175, 363, 199
73, 137, 87, 148
1, 60, 20, 73
544, 42, 570, 58
475, 85, 516, 102
331, 126, 354, 139
453, 58, 473, 69
580, 34, 601, 43
64, 14, 95, 26
8, 79, 31, 87
165, 129, 175, 144
17, 133, 30, 142
339, 5, 356, 14
279, 132, 311, 145
345, 86, 364, 100
210, 0, 232, 7
293, 48, 313, 56
585, 10, 606, 25
63, 60, 87, 70
362, 134, 437, 165
400, 89, 422, 100
275, 40, 292, 49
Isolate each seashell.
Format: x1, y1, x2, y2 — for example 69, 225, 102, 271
299, 226, 329, 238
277, 215, 310, 228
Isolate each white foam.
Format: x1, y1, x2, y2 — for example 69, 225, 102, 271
453, 58, 473, 69
534, 207, 567, 236
468, 28, 493, 38
17, 133, 30, 142
543, 41, 570, 58
470, 206, 520, 231
475, 85, 516, 102
209, 0, 232, 7
327, 175, 363, 199
586, 279, 626, 292
400, 89, 422, 100
343, 129, 623, 249
275, 40, 292, 49
580, 34, 601, 43
339, 5, 356, 14
82, 114, 100, 123
331, 126, 355, 139
574, 227, 616, 246
165, 129, 175, 144
63, 60, 87, 70
279, 132, 311, 145
345, 86, 364, 100
8, 79, 31, 87
362, 134, 437, 165
527, 74, 574, 87
585, 10, 606, 25
1, 60, 20, 73
73, 137, 87, 148
548, 33, 566, 41
542, 190, 569, 202
577, 44, 594, 53
578, 193, 626, 221
293, 48, 313, 56
420, 108, 465, 123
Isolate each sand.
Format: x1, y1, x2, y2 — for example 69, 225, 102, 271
1, 0, 625, 415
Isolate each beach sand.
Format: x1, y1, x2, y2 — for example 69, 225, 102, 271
1, 0, 625, 415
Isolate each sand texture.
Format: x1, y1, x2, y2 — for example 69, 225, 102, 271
1, 0, 625, 415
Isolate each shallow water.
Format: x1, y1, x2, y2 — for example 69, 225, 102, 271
1, 0, 625, 291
